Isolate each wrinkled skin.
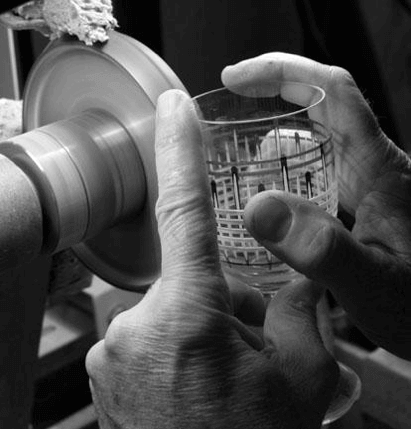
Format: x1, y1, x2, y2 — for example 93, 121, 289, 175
222, 53, 411, 358
85, 87, 338, 428
85, 52, 411, 429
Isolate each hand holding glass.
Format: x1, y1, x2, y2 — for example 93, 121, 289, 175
193, 83, 360, 426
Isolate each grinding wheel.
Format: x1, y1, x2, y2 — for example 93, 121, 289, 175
22, 31, 187, 291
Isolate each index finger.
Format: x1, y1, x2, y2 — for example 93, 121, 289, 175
221, 53, 333, 126
221, 52, 382, 137
222, 53, 333, 92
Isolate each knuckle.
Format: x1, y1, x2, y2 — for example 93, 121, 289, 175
329, 65, 383, 137
329, 65, 355, 88
103, 310, 132, 354
85, 340, 105, 378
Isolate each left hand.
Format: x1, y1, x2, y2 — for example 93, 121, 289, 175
85, 89, 338, 429
222, 53, 411, 358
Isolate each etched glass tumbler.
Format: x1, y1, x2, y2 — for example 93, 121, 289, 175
193, 83, 337, 297
193, 83, 361, 426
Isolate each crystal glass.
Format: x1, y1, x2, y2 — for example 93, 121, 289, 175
194, 84, 337, 297
193, 83, 361, 426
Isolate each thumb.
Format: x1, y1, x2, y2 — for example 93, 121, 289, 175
243, 190, 372, 288
155, 89, 229, 309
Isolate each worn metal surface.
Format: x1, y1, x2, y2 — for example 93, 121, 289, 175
4, 31, 187, 290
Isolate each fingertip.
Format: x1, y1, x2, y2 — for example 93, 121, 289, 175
221, 64, 240, 88
157, 88, 191, 103
156, 89, 192, 120
244, 191, 293, 244
155, 88, 200, 158
221, 58, 255, 88
226, 272, 266, 326
244, 191, 355, 285
154, 84, 223, 291
221, 63, 235, 74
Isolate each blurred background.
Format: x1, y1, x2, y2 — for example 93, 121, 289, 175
3, 0, 411, 153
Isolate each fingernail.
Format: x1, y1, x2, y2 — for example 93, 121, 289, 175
251, 197, 292, 243
157, 89, 188, 119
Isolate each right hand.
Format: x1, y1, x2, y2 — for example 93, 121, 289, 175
222, 53, 411, 359
85, 89, 338, 429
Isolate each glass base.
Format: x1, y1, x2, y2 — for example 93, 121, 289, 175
221, 262, 304, 296
322, 362, 361, 425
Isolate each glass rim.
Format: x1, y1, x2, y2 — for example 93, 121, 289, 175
192, 82, 326, 125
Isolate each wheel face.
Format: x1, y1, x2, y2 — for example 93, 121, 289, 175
24, 31, 187, 291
